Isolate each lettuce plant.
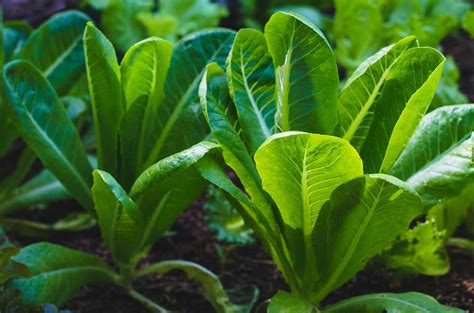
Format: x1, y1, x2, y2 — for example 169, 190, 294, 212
2, 20, 242, 312
82, 0, 228, 51
196, 11, 467, 311
0, 11, 91, 220
8, 143, 241, 312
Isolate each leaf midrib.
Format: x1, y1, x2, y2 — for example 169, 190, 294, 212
143, 37, 231, 169
109, 196, 119, 262
278, 19, 295, 132
301, 143, 314, 284
0, 180, 65, 215
239, 47, 271, 138
137, 43, 159, 168
342, 49, 406, 142
140, 190, 172, 248
24, 106, 91, 207
84, 38, 105, 170
324, 294, 431, 312
404, 133, 471, 181
43, 36, 82, 77
28, 265, 116, 282
18, 180, 64, 200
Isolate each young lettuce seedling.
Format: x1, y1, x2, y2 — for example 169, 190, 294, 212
197, 11, 466, 311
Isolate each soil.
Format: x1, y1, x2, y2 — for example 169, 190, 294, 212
444, 32, 474, 102
0, 0, 79, 26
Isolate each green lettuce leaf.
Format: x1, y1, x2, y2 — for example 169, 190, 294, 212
84, 22, 123, 177
463, 11, 474, 38
130, 142, 219, 248
268, 291, 313, 313
322, 292, 464, 313
359, 47, 445, 173
119, 37, 173, 187
333, 0, 386, 70
142, 29, 235, 170
12, 243, 118, 307
265, 12, 339, 134
92, 170, 143, 266
389, 104, 474, 209
255, 132, 363, 293
226, 29, 275, 154
2, 61, 93, 210
311, 175, 422, 302
15, 11, 90, 94
338, 36, 417, 150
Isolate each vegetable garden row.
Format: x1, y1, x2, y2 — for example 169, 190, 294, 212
0, 1, 473, 312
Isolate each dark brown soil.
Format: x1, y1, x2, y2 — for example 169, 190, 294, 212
444, 32, 474, 102
323, 248, 474, 311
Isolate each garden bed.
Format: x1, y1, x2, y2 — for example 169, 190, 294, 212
1, 1, 474, 312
